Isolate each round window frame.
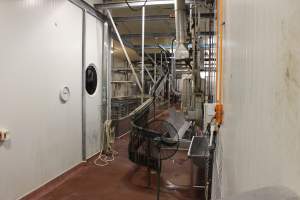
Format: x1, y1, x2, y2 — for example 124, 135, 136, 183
85, 64, 98, 95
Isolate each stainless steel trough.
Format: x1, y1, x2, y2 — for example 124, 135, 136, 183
187, 136, 210, 167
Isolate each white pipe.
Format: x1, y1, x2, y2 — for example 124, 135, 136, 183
106, 10, 142, 92
141, 6, 145, 101
154, 53, 157, 81
209, 124, 215, 147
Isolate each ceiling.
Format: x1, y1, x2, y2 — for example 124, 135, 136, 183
95, 0, 213, 61
111, 2, 176, 57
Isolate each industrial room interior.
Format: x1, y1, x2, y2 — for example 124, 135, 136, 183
0, 0, 300, 199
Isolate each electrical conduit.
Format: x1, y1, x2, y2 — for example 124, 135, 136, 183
215, 0, 224, 125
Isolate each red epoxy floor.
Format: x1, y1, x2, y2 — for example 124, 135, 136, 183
36, 136, 203, 200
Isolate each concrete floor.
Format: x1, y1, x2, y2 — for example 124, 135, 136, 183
29, 136, 203, 200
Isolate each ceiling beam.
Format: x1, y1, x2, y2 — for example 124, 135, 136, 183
122, 32, 175, 38
122, 31, 214, 39
134, 45, 216, 50
96, 0, 173, 9
95, 0, 205, 10
114, 15, 174, 22
113, 13, 214, 22
134, 45, 173, 49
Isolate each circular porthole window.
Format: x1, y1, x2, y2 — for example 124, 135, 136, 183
86, 65, 97, 95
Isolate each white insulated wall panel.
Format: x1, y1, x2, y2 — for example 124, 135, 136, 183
0, 1, 82, 199
84, 13, 103, 158
217, 0, 300, 198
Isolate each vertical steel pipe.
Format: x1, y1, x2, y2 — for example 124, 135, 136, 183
154, 53, 157, 82
141, 6, 145, 102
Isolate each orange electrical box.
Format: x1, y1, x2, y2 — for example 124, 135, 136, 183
215, 103, 224, 125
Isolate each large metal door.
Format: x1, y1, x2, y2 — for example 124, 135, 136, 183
83, 12, 104, 159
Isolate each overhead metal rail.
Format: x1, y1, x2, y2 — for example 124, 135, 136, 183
96, 0, 205, 10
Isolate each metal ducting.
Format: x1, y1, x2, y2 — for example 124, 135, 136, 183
175, 0, 189, 60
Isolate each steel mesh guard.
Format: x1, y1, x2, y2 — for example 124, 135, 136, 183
128, 71, 170, 171
129, 125, 161, 171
